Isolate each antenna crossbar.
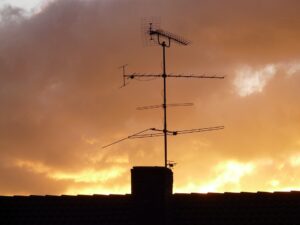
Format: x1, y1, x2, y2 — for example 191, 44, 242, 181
137, 103, 193, 110
106, 23, 225, 168
102, 126, 224, 146
124, 74, 225, 79
130, 133, 164, 138
167, 74, 225, 79
171, 126, 224, 135
102, 128, 154, 149
127, 126, 225, 139
149, 28, 190, 46
120, 65, 224, 89
124, 74, 162, 78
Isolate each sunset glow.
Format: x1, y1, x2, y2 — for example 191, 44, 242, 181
1, 0, 300, 196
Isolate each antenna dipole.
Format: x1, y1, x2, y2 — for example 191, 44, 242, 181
104, 23, 225, 168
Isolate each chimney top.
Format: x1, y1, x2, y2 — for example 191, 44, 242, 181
131, 166, 173, 201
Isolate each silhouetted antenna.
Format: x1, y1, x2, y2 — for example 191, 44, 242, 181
119, 64, 129, 88
167, 74, 224, 79
102, 128, 156, 149
167, 161, 177, 169
122, 126, 224, 139
104, 23, 225, 168
149, 23, 190, 46
141, 17, 161, 46
137, 103, 194, 110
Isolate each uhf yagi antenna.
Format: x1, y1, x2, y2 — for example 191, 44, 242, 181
103, 22, 225, 168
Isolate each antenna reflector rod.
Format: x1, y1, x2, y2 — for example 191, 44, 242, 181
137, 103, 194, 110
148, 23, 190, 46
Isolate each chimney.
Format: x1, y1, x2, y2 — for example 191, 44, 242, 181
131, 166, 173, 201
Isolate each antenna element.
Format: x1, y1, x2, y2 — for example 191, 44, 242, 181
104, 23, 225, 168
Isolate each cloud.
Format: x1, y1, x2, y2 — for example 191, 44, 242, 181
0, 0, 300, 195
233, 62, 300, 97
176, 155, 300, 193
0, 158, 70, 195
0, 5, 26, 24
284, 61, 300, 76
197, 160, 254, 192
234, 64, 277, 97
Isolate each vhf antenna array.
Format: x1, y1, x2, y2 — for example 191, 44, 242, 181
103, 23, 225, 168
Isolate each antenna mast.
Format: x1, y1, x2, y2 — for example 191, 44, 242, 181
104, 23, 225, 168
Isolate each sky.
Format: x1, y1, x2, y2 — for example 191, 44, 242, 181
0, 0, 300, 195
0, 0, 41, 10
0, 0, 49, 14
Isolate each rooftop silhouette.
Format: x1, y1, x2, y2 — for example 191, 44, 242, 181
2, 166, 300, 225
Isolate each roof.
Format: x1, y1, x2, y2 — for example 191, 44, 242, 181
1, 192, 300, 225
171, 192, 300, 225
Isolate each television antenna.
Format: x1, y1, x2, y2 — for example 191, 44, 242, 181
103, 23, 225, 168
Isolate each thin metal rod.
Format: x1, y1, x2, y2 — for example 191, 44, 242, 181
104, 25, 225, 168
173, 126, 224, 135
136, 103, 193, 110
131, 133, 165, 138
167, 75, 225, 79
162, 41, 167, 168
102, 128, 153, 149
124, 74, 162, 78
130, 126, 224, 138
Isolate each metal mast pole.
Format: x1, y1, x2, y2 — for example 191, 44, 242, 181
103, 24, 225, 169
162, 41, 167, 168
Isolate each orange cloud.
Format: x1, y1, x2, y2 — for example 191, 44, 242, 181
1, 0, 300, 195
